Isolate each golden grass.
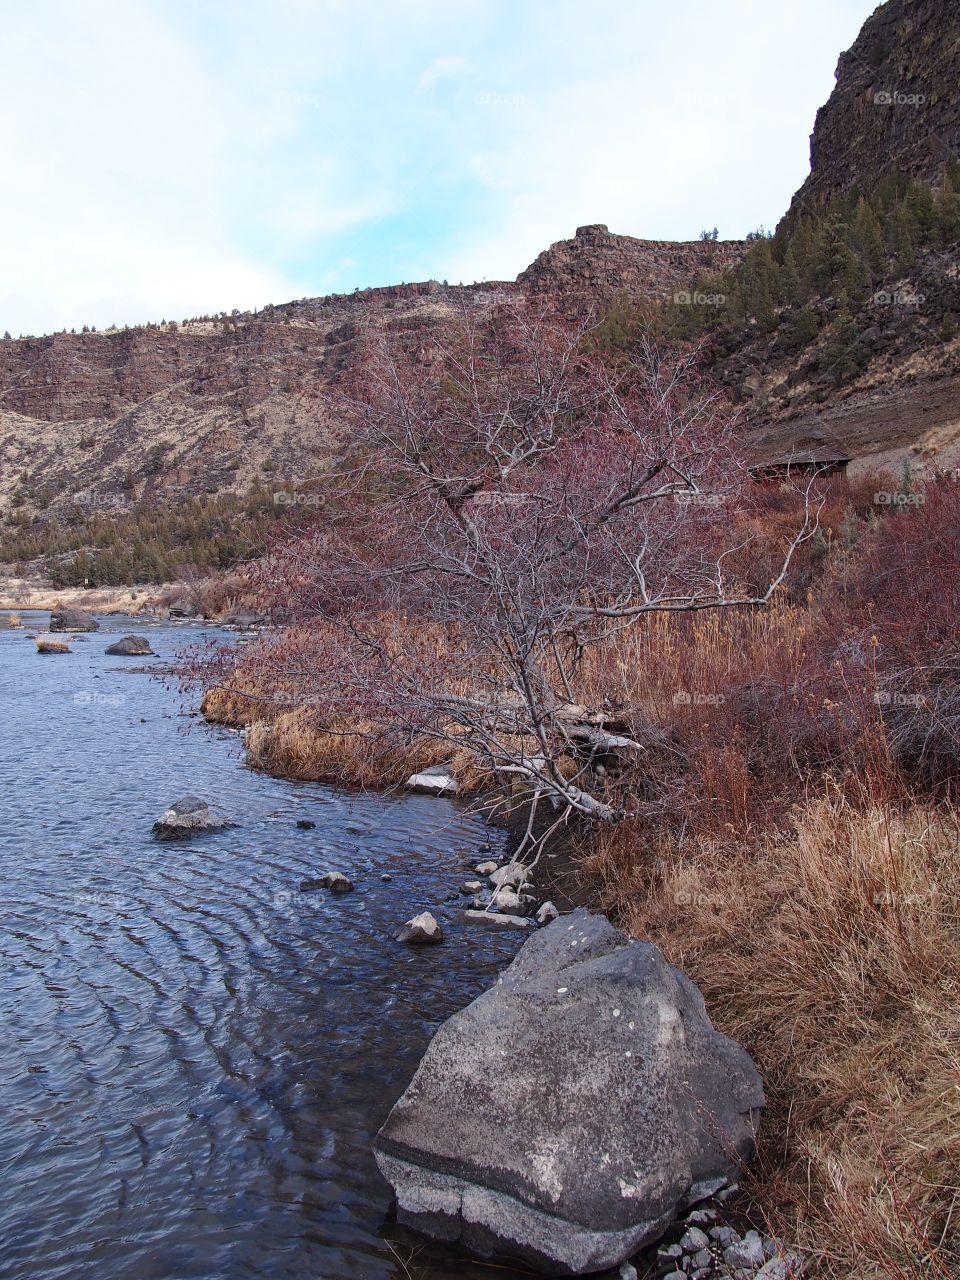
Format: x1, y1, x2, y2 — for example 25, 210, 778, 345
588, 795, 960, 1278
35, 634, 71, 654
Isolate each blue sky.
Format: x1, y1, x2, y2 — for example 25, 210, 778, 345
1, 0, 879, 335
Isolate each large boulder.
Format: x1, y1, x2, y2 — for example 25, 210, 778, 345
49, 607, 99, 632
152, 796, 232, 840
375, 909, 763, 1275
105, 634, 154, 656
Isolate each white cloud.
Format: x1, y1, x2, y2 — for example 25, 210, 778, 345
418, 54, 470, 91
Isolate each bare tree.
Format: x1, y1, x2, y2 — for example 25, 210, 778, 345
239, 304, 819, 853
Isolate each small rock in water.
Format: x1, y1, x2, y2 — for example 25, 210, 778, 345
396, 911, 443, 944
474, 861, 498, 877
535, 901, 559, 925
322, 871, 354, 893
381, 873, 393, 882
461, 880, 482, 894
296, 819, 316, 829
152, 796, 231, 840
105, 635, 153, 656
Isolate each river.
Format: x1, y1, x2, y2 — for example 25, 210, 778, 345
0, 615, 530, 1280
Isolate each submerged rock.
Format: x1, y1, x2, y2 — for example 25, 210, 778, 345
105, 635, 154, 656
49, 607, 99, 632
296, 819, 316, 829
152, 796, 232, 840
375, 909, 763, 1275
395, 911, 443, 944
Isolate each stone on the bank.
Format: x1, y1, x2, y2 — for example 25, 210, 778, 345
474, 861, 498, 876
755, 1260, 789, 1280
405, 765, 458, 796
491, 888, 525, 914
49, 607, 99, 633
152, 796, 232, 840
488, 862, 530, 889
461, 880, 483, 894
535, 901, 559, 925
375, 909, 763, 1276
680, 1227, 710, 1252
396, 911, 443, 944
724, 1231, 766, 1270
463, 909, 532, 930
105, 635, 154, 656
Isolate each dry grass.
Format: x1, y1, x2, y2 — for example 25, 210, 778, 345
35, 634, 71, 654
588, 794, 960, 1279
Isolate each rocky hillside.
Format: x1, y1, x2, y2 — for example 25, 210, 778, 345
789, 0, 960, 217
0, 231, 747, 524
4, 0, 960, 565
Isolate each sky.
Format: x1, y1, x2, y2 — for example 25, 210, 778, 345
0, 0, 880, 337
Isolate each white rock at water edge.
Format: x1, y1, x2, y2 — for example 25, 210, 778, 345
405, 766, 458, 796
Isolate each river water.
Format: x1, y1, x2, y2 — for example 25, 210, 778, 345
0, 615, 529, 1280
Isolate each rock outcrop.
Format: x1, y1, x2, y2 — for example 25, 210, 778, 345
375, 910, 763, 1275
519, 225, 747, 313
789, 0, 960, 217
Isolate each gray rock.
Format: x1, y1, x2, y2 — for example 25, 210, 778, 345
474, 861, 498, 876
463, 909, 532, 930
396, 911, 443, 944
381, 873, 393, 881
661, 1273, 686, 1280
680, 1227, 710, 1252
49, 607, 98, 632
691, 1248, 712, 1269
618, 1263, 638, 1280
710, 1225, 739, 1247
491, 888, 525, 914
296, 819, 316, 829
723, 1231, 765, 1270
755, 1260, 788, 1280
489, 862, 531, 889
152, 796, 231, 840
686, 1208, 717, 1226
657, 1243, 683, 1263
405, 765, 457, 796
375, 909, 764, 1275
461, 880, 483, 894
104, 634, 153, 656
536, 901, 560, 926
